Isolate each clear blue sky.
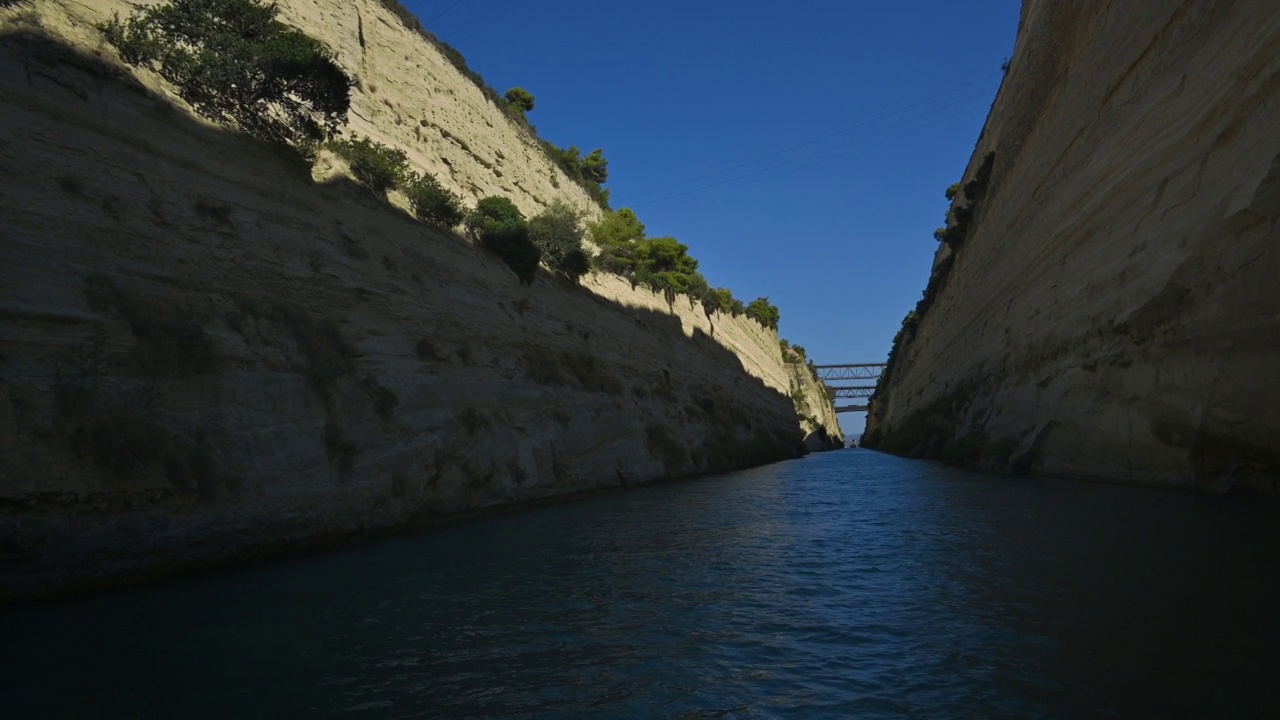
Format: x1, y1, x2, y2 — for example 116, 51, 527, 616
404, 0, 1021, 434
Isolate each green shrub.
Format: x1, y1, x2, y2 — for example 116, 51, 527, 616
485, 228, 540, 284
935, 224, 964, 246
580, 148, 608, 185
871, 247, 956, 418
590, 209, 740, 313
404, 172, 465, 227
594, 241, 635, 276
467, 196, 539, 283
466, 196, 524, 237
936, 152, 997, 248
101, 0, 351, 145
372, 1, 532, 130
542, 142, 611, 209
937, 199, 976, 248
632, 237, 700, 301
529, 201, 589, 282
586, 207, 645, 243
504, 87, 534, 112
701, 287, 739, 318
963, 151, 996, 202
588, 208, 644, 245
372, 1, 611, 208
328, 136, 409, 195
684, 271, 711, 306
556, 249, 591, 282
590, 213, 634, 273
590, 208, 647, 274
745, 297, 780, 329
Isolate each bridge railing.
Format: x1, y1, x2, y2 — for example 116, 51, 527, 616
814, 363, 885, 413
813, 363, 885, 382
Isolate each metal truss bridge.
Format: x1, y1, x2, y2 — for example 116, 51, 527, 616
813, 363, 886, 413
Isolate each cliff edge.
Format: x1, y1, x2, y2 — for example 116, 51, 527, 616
865, 1, 1280, 493
0, 0, 841, 597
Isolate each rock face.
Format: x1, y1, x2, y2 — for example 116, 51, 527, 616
865, 1, 1280, 493
0, 0, 840, 597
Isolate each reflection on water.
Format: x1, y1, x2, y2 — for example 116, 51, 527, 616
4, 452, 1280, 717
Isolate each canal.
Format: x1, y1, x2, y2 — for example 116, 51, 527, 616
5, 450, 1279, 717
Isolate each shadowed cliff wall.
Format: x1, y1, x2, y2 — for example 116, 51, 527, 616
866, 1, 1280, 493
0, 0, 840, 597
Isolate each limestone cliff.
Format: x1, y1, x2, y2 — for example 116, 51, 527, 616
865, 1, 1280, 493
0, 0, 840, 597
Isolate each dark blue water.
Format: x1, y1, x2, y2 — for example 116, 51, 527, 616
5, 451, 1280, 718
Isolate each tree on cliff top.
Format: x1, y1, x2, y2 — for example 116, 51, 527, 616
504, 87, 535, 113
745, 297, 781, 330
589, 208, 646, 248
101, 0, 352, 146
580, 149, 609, 185
542, 143, 612, 209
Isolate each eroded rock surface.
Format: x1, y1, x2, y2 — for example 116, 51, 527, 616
866, 1, 1280, 493
0, 0, 840, 597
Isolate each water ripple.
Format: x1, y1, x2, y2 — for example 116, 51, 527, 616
5, 452, 1280, 717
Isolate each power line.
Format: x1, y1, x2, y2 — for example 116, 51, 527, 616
471, 1, 519, 32
678, 103, 988, 208
632, 91, 995, 208
640, 96, 993, 209
626, 69, 1003, 201
448, 0, 519, 39
423, 0, 465, 26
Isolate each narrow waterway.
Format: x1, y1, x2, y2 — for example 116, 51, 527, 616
5, 451, 1280, 717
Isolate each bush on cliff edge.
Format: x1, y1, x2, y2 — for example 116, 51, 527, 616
405, 172, 466, 228
327, 136, 409, 195
101, 0, 352, 146
528, 202, 591, 282
467, 197, 540, 284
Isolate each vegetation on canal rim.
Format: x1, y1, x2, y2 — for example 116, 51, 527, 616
326, 136, 465, 226
934, 151, 996, 249
327, 136, 409, 195
869, 153, 998, 447
98, 0, 802, 337
466, 197, 540, 284
405, 173, 466, 228
101, 0, 352, 146
528, 202, 592, 282
589, 208, 778, 329
374, 0, 613, 209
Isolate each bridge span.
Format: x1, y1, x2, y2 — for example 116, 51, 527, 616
814, 363, 885, 413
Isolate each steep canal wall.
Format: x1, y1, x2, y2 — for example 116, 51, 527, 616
865, 1, 1280, 493
0, 0, 840, 597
